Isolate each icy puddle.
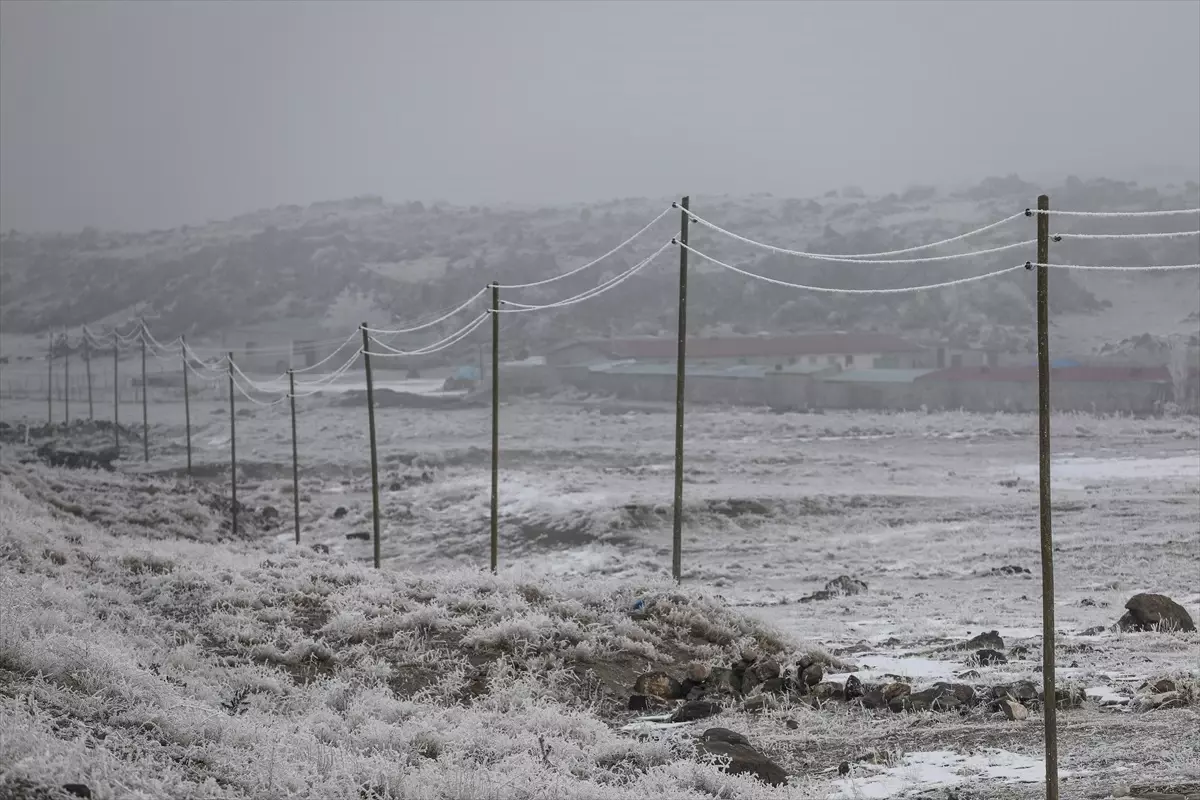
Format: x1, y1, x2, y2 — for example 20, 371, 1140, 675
830, 749, 1058, 798
1007, 452, 1200, 488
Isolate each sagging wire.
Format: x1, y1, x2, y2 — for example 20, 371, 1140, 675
494, 206, 673, 289
496, 241, 673, 313
366, 313, 489, 357
364, 288, 489, 336
683, 206, 1030, 262
679, 242, 1027, 294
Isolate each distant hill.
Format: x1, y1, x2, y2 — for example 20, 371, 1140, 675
2, 175, 1197, 358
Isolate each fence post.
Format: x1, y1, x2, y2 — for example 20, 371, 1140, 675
140, 321, 149, 462
113, 331, 120, 453
289, 369, 301, 545
228, 352, 238, 537
84, 329, 94, 420
1033, 193, 1059, 800
360, 324, 382, 569
671, 196, 690, 582
181, 336, 192, 476
46, 332, 53, 425
490, 283, 500, 573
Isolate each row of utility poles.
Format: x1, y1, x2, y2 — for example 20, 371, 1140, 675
29, 194, 1062, 800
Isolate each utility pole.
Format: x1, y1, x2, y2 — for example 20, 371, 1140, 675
181, 336, 192, 475
140, 321, 149, 462
671, 196, 690, 582
360, 324, 382, 569
63, 330, 70, 423
490, 283, 500, 573
289, 370, 301, 545
84, 330, 94, 420
113, 331, 120, 452
1033, 194, 1059, 800
228, 352, 238, 537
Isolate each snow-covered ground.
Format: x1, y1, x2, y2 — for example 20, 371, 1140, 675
1, 396, 1197, 798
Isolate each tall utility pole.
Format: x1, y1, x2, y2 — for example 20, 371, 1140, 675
140, 321, 149, 462
84, 330, 94, 420
671, 196, 690, 582
181, 337, 192, 475
1034, 194, 1059, 800
490, 283, 500, 573
360, 324, 382, 569
113, 331, 120, 452
63, 330, 70, 423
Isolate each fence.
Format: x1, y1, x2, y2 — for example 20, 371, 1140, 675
3, 194, 1198, 800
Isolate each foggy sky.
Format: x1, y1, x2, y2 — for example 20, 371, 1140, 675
2, 0, 1198, 233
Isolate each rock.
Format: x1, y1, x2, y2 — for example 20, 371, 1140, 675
798, 662, 824, 689
844, 675, 865, 701
686, 662, 712, 683
1119, 594, 1196, 633
346, 532, 370, 541
999, 698, 1029, 721
857, 681, 909, 711
1080, 626, 1107, 636
991, 680, 1039, 708
759, 677, 787, 695
634, 671, 685, 701
740, 694, 780, 713
893, 682, 976, 713
1115, 782, 1200, 800
809, 682, 844, 702
1133, 691, 1184, 712
1008, 644, 1032, 659
311, 544, 330, 554
975, 648, 1008, 666
332, 506, 349, 519
1043, 686, 1087, 709
755, 659, 782, 680
987, 564, 1031, 576
672, 700, 722, 722
964, 631, 1005, 651
700, 728, 749, 747
800, 575, 868, 603
838, 761, 851, 776
1143, 678, 1177, 695
696, 730, 787, 787
784, 718, 800, 730
261, 506, 279, 520
62, 786, 92, 799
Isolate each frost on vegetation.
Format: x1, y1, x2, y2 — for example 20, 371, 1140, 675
0, 470, 819, 799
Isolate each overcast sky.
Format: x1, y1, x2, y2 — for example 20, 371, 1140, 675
2, 0, 1198, 232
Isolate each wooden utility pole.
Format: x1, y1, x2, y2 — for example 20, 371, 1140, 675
113, 331, 120, 452
46, 333, 53, 425
228, 352, 239, 537
289, 370, 301, 545
490, 283, 500, 573
1034, 194, 1059, 800
360, 324, 382, 569
63, 331, 70, 423
671, 197, 690, 582
140, 322, 149, 462
84, 331, 94, 420
181, 337, 192, 476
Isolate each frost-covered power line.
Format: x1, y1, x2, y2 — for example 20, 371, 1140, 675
679, 242, 1028, 294
1028, 207, 1200, 218
1052, 230, 1200, 240
365, 288, 489, 337
1032, 262, 1200, 272
496, 241, 673, 313
682, 206, 1029, 262
495, 207, 673, 289
367, 313, 490, 358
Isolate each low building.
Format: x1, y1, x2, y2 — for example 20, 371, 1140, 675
814, 368, 939, 410
545, 332, 925, 370
913, 365, 1174, 415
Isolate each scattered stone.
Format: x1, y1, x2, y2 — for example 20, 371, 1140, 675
1118, 594, 1196, 633
34, 444, 117, 471
785, 718, 800, 730
844, 675, 865, 701
345, 532, 370, 541
261, 506, 279, 520
1114, 782, 1200, 799
808, 682, 844, 702
999, 698, 1029, 721
686, 662, 712, 683
1143, 678, 1177, 695
987, 564, 1031, 576
799, 662, 824, 689
740, 694, 780, 713
990, 680, 1039, 709
975, 648, 1008, 666
672, 700, 722, 723
696, 729, 787, 786
333, 506, 349, 520
838, 761, 850, 776
800, 576, 868, 603
755, 659, 782, 680
1133, 691, 1184, 712
892, 682, 976, 713
634, 671, 684, 701
1044, 686, 1087, 709
1080, 626, 1107, 636
62, 786, 92, 799
311, 544, 330, 554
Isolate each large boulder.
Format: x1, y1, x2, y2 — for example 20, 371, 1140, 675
1118, 594, 1196, 633
633, 671, 685, 700
696, 729, 787, 786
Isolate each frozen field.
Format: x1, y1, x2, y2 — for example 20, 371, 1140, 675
1, 396, 1198, 798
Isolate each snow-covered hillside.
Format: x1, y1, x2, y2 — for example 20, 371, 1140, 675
2, 175, 1197, 358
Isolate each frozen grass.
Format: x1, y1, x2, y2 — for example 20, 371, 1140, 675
1, 402, 1198, 799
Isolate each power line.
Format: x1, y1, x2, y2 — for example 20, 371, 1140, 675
1028, 207, 1200, 218
494, 207, 672, 289
496, 241, 673, 313
683, 206, 1029, 261
1033, 262, 1200, 272
1052, 230, 1200, 241
367, 313, 489, 358
679, 242, 1027, 294
364, 288, 488, 336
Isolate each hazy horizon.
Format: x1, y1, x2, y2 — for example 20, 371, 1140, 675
2, 0, 1198, 233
